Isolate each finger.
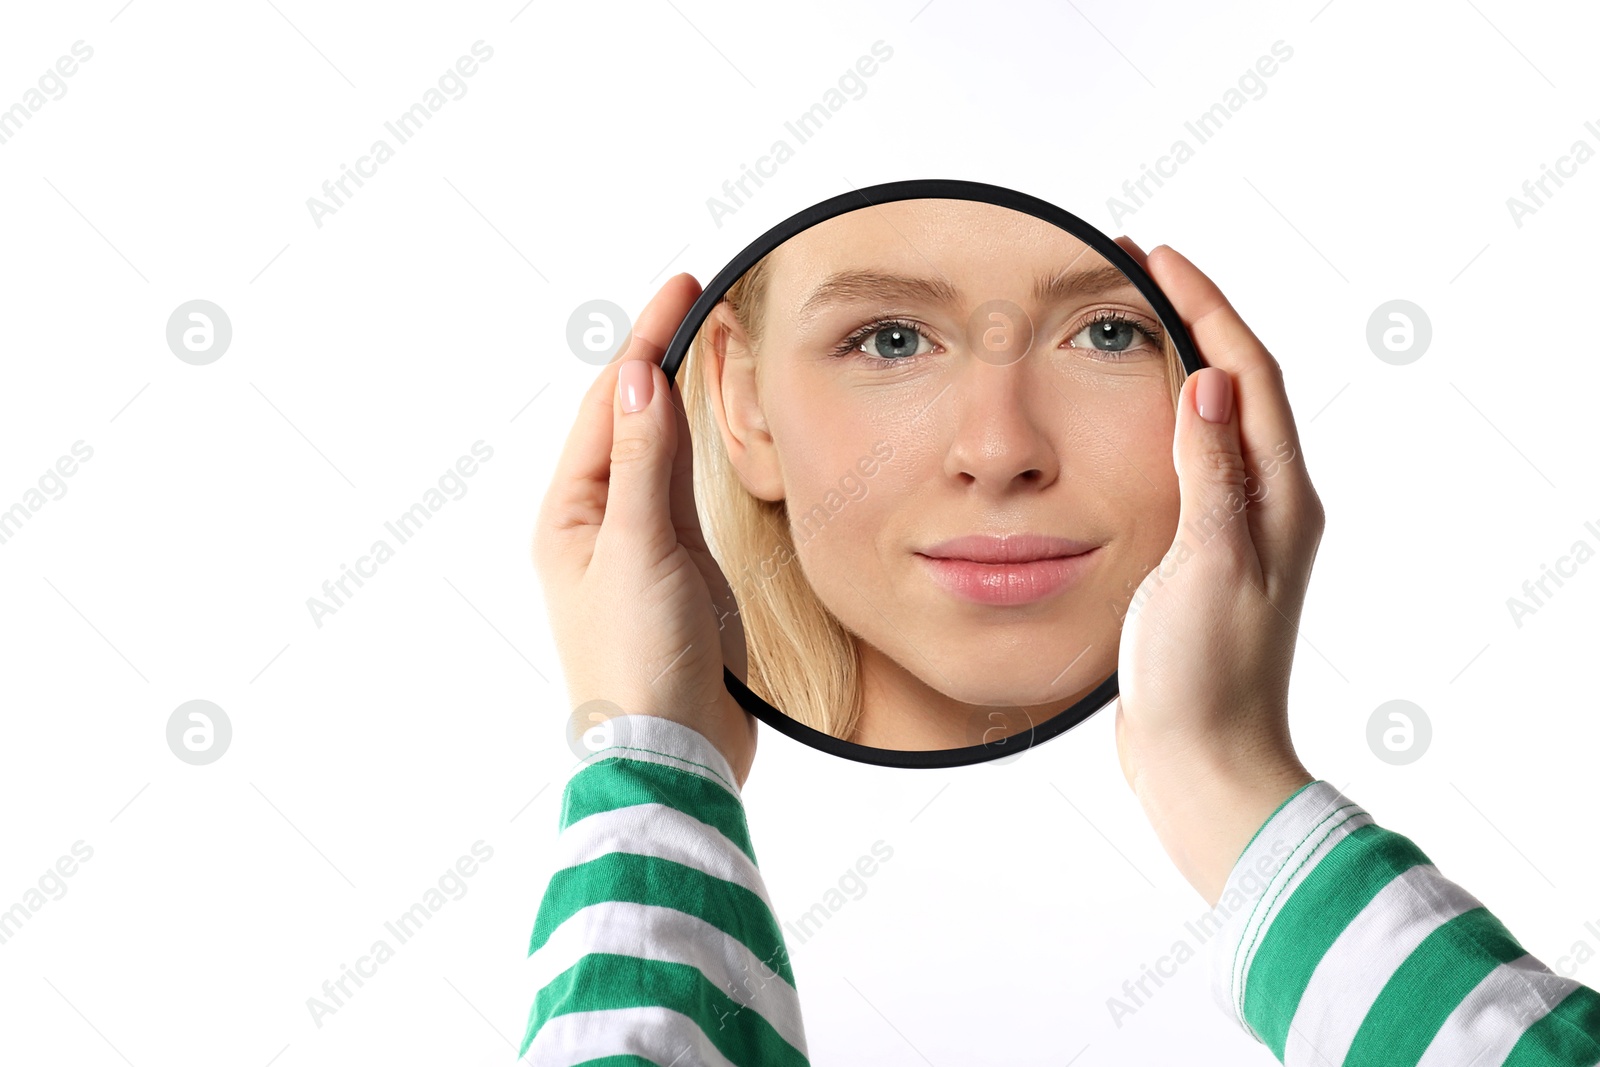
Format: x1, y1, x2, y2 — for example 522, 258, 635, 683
1114, 235, 1149, 272
538, 274, 702, 542
603, 353, 678, 555
1143, 245, 1317, 548
1171, 366, 1262, 581
664, 321, 708, 552
601, 272, 705, 554
666, 348, 750, 677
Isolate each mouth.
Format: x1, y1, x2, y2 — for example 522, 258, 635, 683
914, 535, 1100, 606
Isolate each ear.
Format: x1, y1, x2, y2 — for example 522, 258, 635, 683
701, 300, 785, 502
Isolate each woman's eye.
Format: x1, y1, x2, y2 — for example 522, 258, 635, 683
856, 324, 931, 360
1068, 318, 1154, 355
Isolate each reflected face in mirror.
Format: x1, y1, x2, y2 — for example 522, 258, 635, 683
680, 198, 1183, 753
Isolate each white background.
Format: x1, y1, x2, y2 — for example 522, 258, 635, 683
2, 1, 1597, 1064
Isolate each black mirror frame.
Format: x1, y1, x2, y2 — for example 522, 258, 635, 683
659, 178, 1204, 769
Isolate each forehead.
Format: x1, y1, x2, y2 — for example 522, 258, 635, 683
764, 198, 1104, 306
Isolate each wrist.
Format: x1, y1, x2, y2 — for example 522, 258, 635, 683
1130, 740, 1313, 907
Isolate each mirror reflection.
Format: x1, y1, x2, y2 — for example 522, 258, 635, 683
677, 197, 1185, 754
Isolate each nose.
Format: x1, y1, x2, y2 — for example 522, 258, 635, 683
940, 362, 1061, 494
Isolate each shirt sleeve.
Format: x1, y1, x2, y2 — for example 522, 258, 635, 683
1208, 779, 1600, 1065
520, 714, 810, 1066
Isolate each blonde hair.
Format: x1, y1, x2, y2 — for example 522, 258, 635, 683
678, 247, 1185, 743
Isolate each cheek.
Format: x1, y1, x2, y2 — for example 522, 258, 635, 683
770, 425, 903, 585
1108, 378, 1177, 471
787, 448, 902, 543
766, 365, 919, 511
782, 467, 904, 643
776, 468, 934, 649
1096, 389, 1181, 562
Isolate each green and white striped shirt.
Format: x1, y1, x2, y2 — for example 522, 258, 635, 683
1212, 779, 1600, 1064
522, 717, 1600, 1064
522, 715, 806, 1065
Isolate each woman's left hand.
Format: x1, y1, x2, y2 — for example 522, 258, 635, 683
1110, 239, 1322, 906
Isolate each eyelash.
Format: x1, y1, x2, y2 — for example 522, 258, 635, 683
829, 310, 1165, 364
830, 317, 926, 361
1070, 309, 1165, 359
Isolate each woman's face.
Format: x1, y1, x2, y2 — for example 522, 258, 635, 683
709, 198, 1181, 747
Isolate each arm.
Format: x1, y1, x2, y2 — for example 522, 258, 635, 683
1108, 242, 1600, 1063
529, 274, 789, 1058
1210, 780, 1600, 1065
521, 714, 809, 1066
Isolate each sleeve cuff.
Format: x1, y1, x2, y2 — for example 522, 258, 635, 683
567, 713, 741, 798
1206, 780, 1372, 1038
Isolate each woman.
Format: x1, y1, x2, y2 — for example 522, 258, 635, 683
522, 243, 1600, 1063
677, 197, 1184, 750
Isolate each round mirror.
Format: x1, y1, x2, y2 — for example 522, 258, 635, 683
661, 179, 1201, 768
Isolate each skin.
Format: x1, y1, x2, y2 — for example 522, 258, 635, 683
1111, 239, 1318, 907
697, 200, 1182, 750
534, 274, 756, 788
534, 239, 1319, 907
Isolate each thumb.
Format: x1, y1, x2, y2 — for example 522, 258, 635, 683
602, 357, 677, 552
1172, 366, 1253, 559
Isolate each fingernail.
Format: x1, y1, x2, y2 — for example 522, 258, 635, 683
620, 359, 653, 413
1196, 368, 1232, 423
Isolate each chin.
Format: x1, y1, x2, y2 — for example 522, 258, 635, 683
927, 672, 1095, 710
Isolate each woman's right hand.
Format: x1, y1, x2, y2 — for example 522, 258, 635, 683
533, 273, 756, 786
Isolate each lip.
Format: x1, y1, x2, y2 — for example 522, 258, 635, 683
915, 535, 1099, 606
919, 534, 1098, 564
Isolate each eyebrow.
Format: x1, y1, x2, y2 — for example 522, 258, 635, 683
796, 270, 959, 330
1031, 263, 1141, 305
795, 263, 1140, 329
